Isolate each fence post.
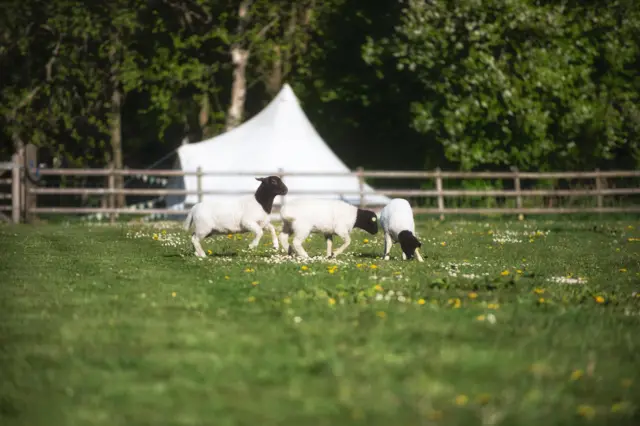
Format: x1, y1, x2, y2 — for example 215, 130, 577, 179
108, 164, 116, 224
277, 167, 285, 206
595, 168, 603, 211
512, 166, 524, 221
357, 167, 365, 209
11, 153, 21, 224
435, 167, 444, 220
196, 166, 203, 203
24, 143, 38, 223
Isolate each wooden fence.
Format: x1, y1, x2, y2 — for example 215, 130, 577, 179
2, 150, 640, 224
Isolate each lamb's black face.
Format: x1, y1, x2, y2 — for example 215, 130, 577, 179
398, 230, 422, 260
256, 176, 288, 196
355, 209, 379, 235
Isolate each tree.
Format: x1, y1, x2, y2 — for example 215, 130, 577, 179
366, 0, 640, 171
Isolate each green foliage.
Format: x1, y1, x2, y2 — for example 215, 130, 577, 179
366, 0, 640, 171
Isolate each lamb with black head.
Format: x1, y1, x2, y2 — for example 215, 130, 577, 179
379, 198, 424, 262
278, 198, 379, 259
184, 176, 288, 257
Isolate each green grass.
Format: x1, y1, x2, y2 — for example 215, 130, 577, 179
1, 218, 640, 426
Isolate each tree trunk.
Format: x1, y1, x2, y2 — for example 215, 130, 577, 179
110, 86, 124, 208
109, 30, 125, 209
225, 0, 252, 132
199, 94, 212, 139
265, 45, 282, 96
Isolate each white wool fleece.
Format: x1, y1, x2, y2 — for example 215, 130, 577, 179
184, 196, 278, 257
379, 198, 424, 261
278, 198, 370, 258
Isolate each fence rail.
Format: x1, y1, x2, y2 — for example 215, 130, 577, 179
2, 148, 640, 224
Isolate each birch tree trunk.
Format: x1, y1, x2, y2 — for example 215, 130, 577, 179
225, 0, 252, 132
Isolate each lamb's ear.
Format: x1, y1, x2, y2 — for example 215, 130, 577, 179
255, 177, 265, 182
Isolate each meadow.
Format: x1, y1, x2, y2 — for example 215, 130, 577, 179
1, 217, 639, 426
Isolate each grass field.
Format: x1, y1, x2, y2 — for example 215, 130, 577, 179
1, 217, 640, 426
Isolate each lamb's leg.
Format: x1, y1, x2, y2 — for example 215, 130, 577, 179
279, 221, 292, 253
244, 221, 264, 250
331, 231, 351, 258
291, 228, 311, 258
402, 251, 407, 261
325, 234, 333, 257
383, 232, 393, 260
191, 233, 207, 258
266, 223, 279, 250
415, 248, 424, 262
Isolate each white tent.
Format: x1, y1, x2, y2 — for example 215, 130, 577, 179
165, 83, 390, 211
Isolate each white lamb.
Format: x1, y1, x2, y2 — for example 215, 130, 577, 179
278, 198, 379, 258
379, 198, 424, 262
183, 176, 288, 257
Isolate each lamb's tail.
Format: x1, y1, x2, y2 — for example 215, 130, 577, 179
183, 206, 195, 231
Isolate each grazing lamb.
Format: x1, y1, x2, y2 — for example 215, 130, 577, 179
183, 176, 288, 257
278, 198, 379, 258
379, 198, 424, 262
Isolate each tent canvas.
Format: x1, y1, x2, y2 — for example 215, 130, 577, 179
165, 83, 390, 211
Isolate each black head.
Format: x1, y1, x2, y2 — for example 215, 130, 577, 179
255, 176, 288, 196
354, 209, 379, 235
398, 230, 422, 260
254, 176, 288, 213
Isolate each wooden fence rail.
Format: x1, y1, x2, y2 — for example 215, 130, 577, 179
2, 152, 640, 224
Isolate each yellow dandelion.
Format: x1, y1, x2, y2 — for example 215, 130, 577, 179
247, 296, 256, 302
301, 265, 309, 271
476, 315, 486, 321
374, 284, 383, 292
620, 268, 627, 273
440, 241, 447, 246
417, 298, 426, 305
171, 292, 176, 297
611, 402, 628, 413
370, 264, 378, 269
570, 369, 584, 381
454, 394, 468, 406
356, 263, 363, 268
161, 229, 166, 235
227, 234, 233, 239
224, 275, 230, 280
533, 288, 545, 295
576, 404, 595, 419
376, 311, 386, 318
244, 267, 254, 273
363, 238, 369, 244
487, 303, 500, 310
516, 269, 523, 274
628, 225, 634, 230
529, 238, 534, 243
488, 230, 494, 235
153, 233, 159, 240
251, 281, 259, 286
538, 298, 545, 304
447, 298, 461, 309
328, 298, 336, 306
594, 295, 605, 304
500, 270, 510, 276
207, 249, 212, 255
468, 292, 478, 299
476, 393, 491, 405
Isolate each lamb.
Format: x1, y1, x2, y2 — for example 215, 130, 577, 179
183, 176, 288, 257
379, 198, 424, 262
278, 198, 379, 258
